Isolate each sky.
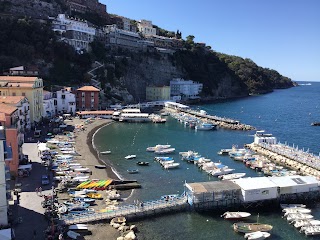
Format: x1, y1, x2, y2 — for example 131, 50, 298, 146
102, 0, 320, 82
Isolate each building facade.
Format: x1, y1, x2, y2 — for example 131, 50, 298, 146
56, 87, 76, 114
146, 86, 171, 101
43, 91, 56, 119
137, 20, 157, 36
0, 96, 31, 131
51, 14, 96, 51
170, 78, 203, 99
104, 24, 141, 49
76, 86, 100, 110
65, 0, 108, 18
0, 76, 44, 124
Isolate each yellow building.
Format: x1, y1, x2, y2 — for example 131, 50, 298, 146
146, 86, 171, 101
0, 76, 43, 124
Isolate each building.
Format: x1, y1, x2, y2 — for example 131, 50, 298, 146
51, 14, 96, 51
65, 0, 108, 18
0, 104, 22, 177
43, 91, 56, 119
170, 78, 203, 100
254, 130, 277, 145
0, 76, 44, 124
145, 35, 183, 50
76, 86, 100, 110
137, 20, 157, 36
146, 86, 171, 101
104, 24, 141, 49
0, 126, 12, 226
0, 96, 31, 131
56, 87, 76, 114
4, 66, 39, 76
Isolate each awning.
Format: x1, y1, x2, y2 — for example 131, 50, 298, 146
0, 228, 12, 240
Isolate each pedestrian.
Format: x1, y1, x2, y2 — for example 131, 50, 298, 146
38, 187, 42, 196
35, 187, 38, 195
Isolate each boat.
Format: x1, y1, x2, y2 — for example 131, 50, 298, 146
125, 155, 137, 159
217, 149, 232, 155
195, 122, 217, 131
146, 144, 171, 152
100, 150, 111, 155
86, 193, 103, 199
73, 197, 95, 205
311, 122, 320, 126
155, 148, 175, 154
219, 173, 246, 180
280, 203, 306, 209
69, 224, 89, 233
293, 219, 320, 228
68, 207, 95, 215
283, 207, 311, 214
210, 167, 235, 176
160, 194, 179, 200
67, 230, 82, 240
286, 213, 314, 221
127, 169, 139, 174
221, 211, 251, 219
137, 161, 149, 166
302, 226, 320, 235
163, 162, 180, 169
95, 165, 107, 169
244, 231, 271, 240
110, 217, 126, 224
155, 156, 173, 162
233, 223, 273, 233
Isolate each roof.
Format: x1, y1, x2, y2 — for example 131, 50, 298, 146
232, 177, 278, 190
0, 96, 25, 104
0, 76, 38, 82
0, 113, 6, 122
76, 111, 114, 115
269, 175, 319, 187
0, 103, 18, 115
186, 181, 240, 194
77, 86, 100, 92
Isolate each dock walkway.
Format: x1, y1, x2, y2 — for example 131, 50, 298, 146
60, 196, 187, 225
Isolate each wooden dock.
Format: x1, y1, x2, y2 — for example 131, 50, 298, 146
60, 196, 188, 225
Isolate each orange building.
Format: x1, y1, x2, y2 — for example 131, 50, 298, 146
76, 86, 100, 110
0, 104, 22, 176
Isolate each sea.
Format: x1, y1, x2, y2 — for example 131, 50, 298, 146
94, 82, 320, 240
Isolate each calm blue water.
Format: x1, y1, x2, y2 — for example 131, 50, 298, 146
94, 82, 320, 240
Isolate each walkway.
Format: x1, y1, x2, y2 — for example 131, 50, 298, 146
60, 196, 188, 225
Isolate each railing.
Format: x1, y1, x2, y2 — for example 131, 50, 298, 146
60, 196, 187, 225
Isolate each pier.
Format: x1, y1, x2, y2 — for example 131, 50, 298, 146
164, 101, 255, 130
60, 196, 188, 225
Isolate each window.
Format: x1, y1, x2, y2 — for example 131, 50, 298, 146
12, 92, 16, 96
22, 92, 26, 96
62, 95, 66, 99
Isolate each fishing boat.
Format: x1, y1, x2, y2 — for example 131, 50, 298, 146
100, 150, 111, 154
127, 169, 139, 174
283, 207, 311, 214
163, 162, 180, 169
137, 161, 149, 166
233, 222, 273, 233
244, 231, 271, 240
125, 155, 137, 160
280, 203, 306, 209
221, 211, 251, 219
219, 173, 246, 180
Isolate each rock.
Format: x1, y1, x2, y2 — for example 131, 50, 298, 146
124, 230, 136, 240
113, 223, 120, 229
117, 237, 125, 240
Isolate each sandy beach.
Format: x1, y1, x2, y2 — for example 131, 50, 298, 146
61, 118, 122, 240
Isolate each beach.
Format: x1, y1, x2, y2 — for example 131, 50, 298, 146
63, 118, 121, 240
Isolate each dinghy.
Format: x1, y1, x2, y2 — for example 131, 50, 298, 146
125, 155, 136, 159
100, 150, 111, 155
244, 231, 271, 240
222, 211, 251, 219
280, 203, 306, 209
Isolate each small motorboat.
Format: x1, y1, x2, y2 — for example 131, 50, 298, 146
301, 226, 320, 235
95, 165, 107, 169
127, 169, 139, 174
283, 207, 311, 214
125, 155, 137, 160
163, 162, 180, 169
233, 222, 273, 233
293, 219, 320, 228
222, 211, 251, 219
280, 203, 306, 209
100, 150, 111, 154
244, 231, 271, 240
69, 224, 89, 233
286, 213, 314, 221
219, 173, 246, 180
137, 161, 149, 166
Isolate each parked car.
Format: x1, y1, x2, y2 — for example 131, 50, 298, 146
41, 175, 50, 185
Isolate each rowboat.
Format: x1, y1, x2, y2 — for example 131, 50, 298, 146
127, 169, 139, 174
233, 223, 273, 233
125, 155, 136, 159
221, 211, 251, 219
244, 231, 271, 240
100, 150, 111, 154
95, 164, 107, 169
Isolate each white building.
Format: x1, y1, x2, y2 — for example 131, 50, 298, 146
43, 91, 56, 119
51, 14, 96, 51
170, 78, 203, 100
137, 19, 157, 36
0, 126, 10, 226
254, 130, 277, 145
0, 96, 31, 131
104, 24, 141, 49
56, 87, 76, 114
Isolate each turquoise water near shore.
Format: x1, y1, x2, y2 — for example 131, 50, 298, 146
94, 82, 320, 239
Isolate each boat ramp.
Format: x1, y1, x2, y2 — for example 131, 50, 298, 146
164, 101, 255, 131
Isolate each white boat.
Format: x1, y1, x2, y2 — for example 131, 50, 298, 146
195, 122, 216, 131
222, 211, 251, 219
163, 162, 180, 169
160, 160, 175, 166
302, 226, 320, 235
283, 207, 311, 214
125, 155, 136, 159
69, 224, 88, 232
293, 219, 320, 228
73, 167, 91, 173
67, 230, 81, 239
219, 173, 246, 180
244, 231, 271, 240
286, 213, 314, 221
146, 144, 171, 152
280, 203, 306, 209
101, 150, 111, 154
210, 167, 234, 176
155, 148, 175, 154
217, 149, 232, 155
